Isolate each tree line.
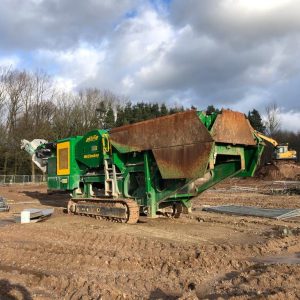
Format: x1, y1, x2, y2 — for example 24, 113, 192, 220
0, 68, 185, 174
0, 68, 299, 175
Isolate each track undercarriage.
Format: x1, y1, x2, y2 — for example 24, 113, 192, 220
67, 198, 185, 224
68, 198, 140, 224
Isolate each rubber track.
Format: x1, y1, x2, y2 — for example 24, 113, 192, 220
69, 198, 139, 224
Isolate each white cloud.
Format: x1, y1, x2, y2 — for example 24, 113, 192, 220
53, 77, 75, 93
38, 44, 106, 85
113, 8, 175, 71
261, 108, 300, 133
75, 5, 178, 97
279, 110, 300, 132
225, 0, 293, 13
122, 75, 134, 89
230, 90, 272, 113
0, 55, 20, 68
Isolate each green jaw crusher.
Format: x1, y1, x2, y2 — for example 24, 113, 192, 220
22, 109, 265, 224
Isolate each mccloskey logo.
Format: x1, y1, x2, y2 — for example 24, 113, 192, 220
84, 153, 100, 159
86, 135, 99, 143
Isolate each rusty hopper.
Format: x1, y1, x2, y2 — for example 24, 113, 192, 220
23, 109, 265, 223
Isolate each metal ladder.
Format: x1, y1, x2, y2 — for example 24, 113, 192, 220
104, 158, 120, 197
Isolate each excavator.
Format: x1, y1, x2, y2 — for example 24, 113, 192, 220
254, 131, 297, 161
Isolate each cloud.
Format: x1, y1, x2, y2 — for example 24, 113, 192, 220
38, 43, 106, 83
53, 77, 75, 93
134, 0, 300, 109
279, 110, 300, 132
170, 0, 300, 46
261, 108, 300, 132
0, 0, 137, 50
0, 0, 300, 130
75, 5, 178, 98
0, 55, 20, 68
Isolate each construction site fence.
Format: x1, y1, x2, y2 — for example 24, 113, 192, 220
0, 175, 46, 185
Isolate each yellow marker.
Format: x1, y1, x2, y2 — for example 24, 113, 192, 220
84, 153, 100, 159
102, 134, 111, 153
57, 141, 70, 175
86, 135, 99, 143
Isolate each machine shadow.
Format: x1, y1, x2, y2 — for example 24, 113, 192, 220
21, 190, 151, 222
149, 288, 178, 299
0, 279, 32, 300
21, 190, 69, 208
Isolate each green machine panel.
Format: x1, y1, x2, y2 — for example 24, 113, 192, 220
47, 136, 82, 191
75, 129, 109, 169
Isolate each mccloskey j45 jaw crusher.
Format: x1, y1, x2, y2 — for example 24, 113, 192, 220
22, 109, 266, 224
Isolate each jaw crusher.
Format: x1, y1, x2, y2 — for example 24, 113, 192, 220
22, 109, 265, 224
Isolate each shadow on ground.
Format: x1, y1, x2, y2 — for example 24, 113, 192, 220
21, 190, 69, 208
0, 279, 32, 300
149, 288, 179, 299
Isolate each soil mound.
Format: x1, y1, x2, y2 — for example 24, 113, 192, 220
258, 161, 300, 180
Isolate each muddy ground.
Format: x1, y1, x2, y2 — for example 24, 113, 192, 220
0, 179, 299, 299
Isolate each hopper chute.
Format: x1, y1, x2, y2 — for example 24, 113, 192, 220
110, 110, 214, 179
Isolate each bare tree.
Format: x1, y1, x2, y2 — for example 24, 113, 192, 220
1, 70, 28, 174
31, 70, 54, 130
0, 68, 56, 174
0, 67, 9, 121
3, 70, 28, 133
77, 88, 120, 131
52, 92, 78, 138
264, 103, 281, 136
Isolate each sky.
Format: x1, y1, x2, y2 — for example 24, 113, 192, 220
0, 0, 300, 131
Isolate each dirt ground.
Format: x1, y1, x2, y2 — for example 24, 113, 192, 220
0, 179, 300, 299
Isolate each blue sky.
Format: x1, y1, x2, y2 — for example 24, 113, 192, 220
0, 0, 300, 131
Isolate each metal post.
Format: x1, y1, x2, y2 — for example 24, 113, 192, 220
84, 182, 91, 198
32, 161, 35, 183
143, 152, 157, 218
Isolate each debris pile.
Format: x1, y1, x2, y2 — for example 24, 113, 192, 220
258, 161, 300, 180
267, 181, 300, 195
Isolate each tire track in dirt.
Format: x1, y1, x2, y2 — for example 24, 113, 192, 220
1, 221, 300, 299
1, 183, 300, 299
